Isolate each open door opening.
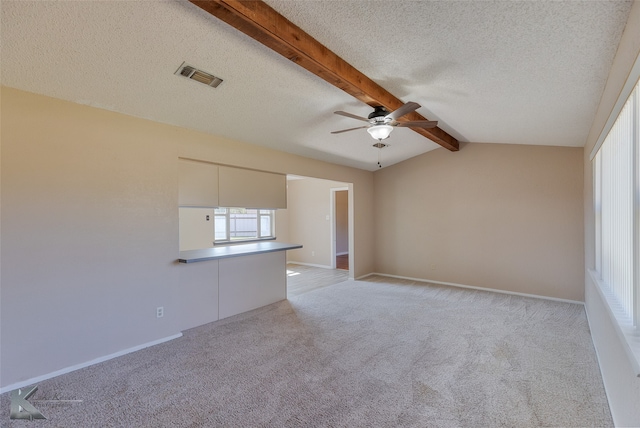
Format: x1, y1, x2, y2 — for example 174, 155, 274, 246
331, 188, 349, 271
284, 177, 353, 296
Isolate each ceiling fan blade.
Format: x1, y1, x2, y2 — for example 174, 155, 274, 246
334, 111, 370, 122
385, 101, 421, 121
396, 120, 438, 129
331, 125, 369, 134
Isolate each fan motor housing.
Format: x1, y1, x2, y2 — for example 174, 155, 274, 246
368, 106, 388, 120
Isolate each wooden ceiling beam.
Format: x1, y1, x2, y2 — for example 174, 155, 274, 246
188, 0, 459, 152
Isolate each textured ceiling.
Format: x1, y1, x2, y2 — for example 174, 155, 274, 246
0, 0, 633, 171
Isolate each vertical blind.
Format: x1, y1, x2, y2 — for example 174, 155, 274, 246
594, 80, 639, 325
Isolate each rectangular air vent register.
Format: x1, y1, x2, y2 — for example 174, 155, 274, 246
175, 62, 223, 88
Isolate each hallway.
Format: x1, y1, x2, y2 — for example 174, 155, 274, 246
286, 263, 349, 297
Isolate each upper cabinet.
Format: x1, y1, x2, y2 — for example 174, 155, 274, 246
178, 159, 219, 207
218, 166, 286, 209
178, 159, 286, 209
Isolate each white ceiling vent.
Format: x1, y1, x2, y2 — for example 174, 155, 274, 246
175, 62, 223, 88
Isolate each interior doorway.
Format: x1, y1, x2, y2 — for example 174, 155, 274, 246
283, 176, 353, 279
331, 187, 349, 271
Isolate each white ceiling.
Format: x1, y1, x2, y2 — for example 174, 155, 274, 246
0, 0, 633, 171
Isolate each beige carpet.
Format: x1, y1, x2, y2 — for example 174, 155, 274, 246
1, 276, 612, 427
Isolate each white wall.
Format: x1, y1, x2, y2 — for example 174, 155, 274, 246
582, 2, 640, 426
0, 87, 374, 388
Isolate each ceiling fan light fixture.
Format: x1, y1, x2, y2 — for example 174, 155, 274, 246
367, 124, 393, 140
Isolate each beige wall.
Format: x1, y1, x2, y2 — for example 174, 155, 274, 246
582, 2, 640, 426
285, 178, 350, 268
374, 143, 584, 301
179, 207, 215, 251
335, 190, 349, 255
275, 206, 290, 244
0, 87, 374, 388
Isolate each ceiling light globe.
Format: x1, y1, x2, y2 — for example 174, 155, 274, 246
367, 125, 393, 140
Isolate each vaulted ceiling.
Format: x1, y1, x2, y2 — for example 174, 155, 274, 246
0, 1, 633, 170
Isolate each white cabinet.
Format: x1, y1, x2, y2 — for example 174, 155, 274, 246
218, 166, 286, 209
178, 159, 218, 207
179, 160, 286, 209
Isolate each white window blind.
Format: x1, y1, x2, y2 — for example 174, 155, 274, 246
594, 85, 636, 323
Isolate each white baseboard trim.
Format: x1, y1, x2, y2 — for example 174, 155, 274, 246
358, 272, 584, 305
0, 333, 183, 394
287, 261, 333, 269
336, 252, 349, 256
583, 300, 618, 427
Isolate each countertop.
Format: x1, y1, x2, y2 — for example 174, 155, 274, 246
178, 241, 302, 263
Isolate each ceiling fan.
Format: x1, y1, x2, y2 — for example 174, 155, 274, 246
331, 101, 437, 141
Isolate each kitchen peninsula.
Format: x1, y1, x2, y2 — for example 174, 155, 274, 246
179, 241, 302, 263
178, 241, 302, 320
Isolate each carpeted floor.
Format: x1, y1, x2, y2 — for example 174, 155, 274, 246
1, 276, 612, 427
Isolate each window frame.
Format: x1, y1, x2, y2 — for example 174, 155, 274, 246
591, 76, 640, 376
213, 207, 276, 245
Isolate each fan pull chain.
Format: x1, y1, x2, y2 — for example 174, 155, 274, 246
373, 141, 387, 168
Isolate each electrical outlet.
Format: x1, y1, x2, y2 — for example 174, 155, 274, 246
311, 251, 315, 256
156, 307, 164, 318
